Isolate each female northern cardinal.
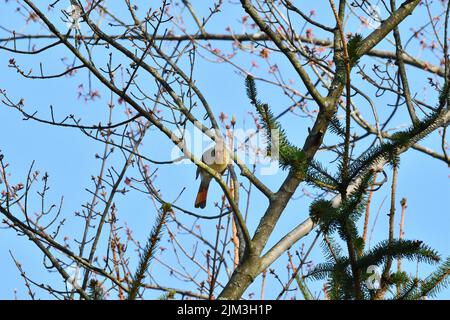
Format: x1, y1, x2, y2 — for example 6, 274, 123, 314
195, 143, 230, 209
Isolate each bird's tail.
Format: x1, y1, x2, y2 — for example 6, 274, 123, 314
195, 177, 211, 209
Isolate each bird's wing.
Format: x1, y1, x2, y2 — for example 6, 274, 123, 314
196, 149, 210, 179
196, 165, 200, 180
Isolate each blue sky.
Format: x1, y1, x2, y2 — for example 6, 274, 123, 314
0, 0, 449, 299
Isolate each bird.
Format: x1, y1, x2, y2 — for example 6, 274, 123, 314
194, 142, 230, 209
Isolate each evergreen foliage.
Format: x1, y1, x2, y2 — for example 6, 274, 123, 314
245, 76, 450, 300
88, 279, 105, 300
347, 33, 363, 65
307, 176, 450, 299
128, 203, 171, 300
245, 75, 307, 174
408, 257, 450, 299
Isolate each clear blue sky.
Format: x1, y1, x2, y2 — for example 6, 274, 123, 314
0, 1, 449, 299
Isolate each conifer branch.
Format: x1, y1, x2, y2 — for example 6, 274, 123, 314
411, 257, 450, 299
245, 75, 307, 174
128, 204, 171, 300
